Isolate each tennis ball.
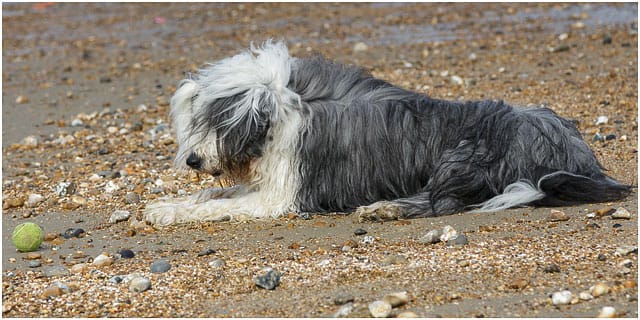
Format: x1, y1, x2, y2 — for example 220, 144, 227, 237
11, 222, 44, 252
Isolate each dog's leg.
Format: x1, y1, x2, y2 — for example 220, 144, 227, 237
358, 140, 496, 222
193, 185, 248, 203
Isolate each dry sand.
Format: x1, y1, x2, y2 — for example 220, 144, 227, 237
2, 3, 637, 317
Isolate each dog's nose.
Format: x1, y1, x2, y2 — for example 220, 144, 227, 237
186, 153, 202, 169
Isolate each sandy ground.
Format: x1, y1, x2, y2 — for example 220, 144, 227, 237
2, 3, 638, 318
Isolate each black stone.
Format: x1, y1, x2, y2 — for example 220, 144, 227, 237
354, 228, 367, 236
119, 249, 135, 259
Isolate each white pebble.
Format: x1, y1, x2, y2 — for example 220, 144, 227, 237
558, 33, 569, 40
105, 181, 120, 193
26, 194, 44, 207
92, 253, 113, 267
89, 174, 102, 182
551, 290, 572, 305
578, 291, 593, 301
353, 42, 368, 52
107, 126, 118, 134
597, 306, 616, 318
129, 276, 151, 293
71, 119, 84, 127
611, 207, 632, 219
109, 210, 131, 224
21, 135, 39, 147
362, 235, 375, 244
383, 291, 408, 307
368, 300, 392, 318
615, 245, 637, 256
440, 225, 458, 242
590, 283, 610, 297
451, 75, 464, 85
595, 115, 609, 125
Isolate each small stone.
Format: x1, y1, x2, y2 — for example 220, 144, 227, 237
551, 290, 572, 305
353, 42, 368, 52
612, 223, 622, 228
71, 119, 84, 127
28, 260, 41, 268
197, 248, 216, 257
70, 263, 88, 274
150, 259, 171, 273
118, 249, 135, 259
208, 258, 226, 269
26, 194, 45, 207
597, 253, 607, 261
383, 291, 408, 307
3, 198, 24, 209
368, 300, 392, 318
104, 181, 120, 193
362, 235, 375, 244
595, 116, 609, 125
611, 207, 632, 219
125, 193, 140, 204
578, 291, 594, 301
26, 252, 42, 260
16, 95, 29, 104
440, 225, 458, 242
63, 228, 85, 239
21, 135, 38, 147
93, 253, 113, 267
397, 311, 419, 318
255, 268, 281, 290
42, 284, 63, 298
548, 209, 569, 222
354, 228, 367, 236
333, 302, 354, 317
558, 33, 569, 40
108, 275, 123, 284
602, 34, 612, 45
70, 195, 87, 206
619, 259, 633, 268
543, 263, 561, 273
419, 228, 443, 244
55, 182, 76, 196
615, 245, 637, 256
447, 233, 468, 246
590, 282, 610, 297
44, 265, 70, 277
597, 306, 616, 318
451, 75, 463, 85
109, 210, 131, 224
595, 207, 615, 217
508, 278, 529, 290
129, 276, 151, 293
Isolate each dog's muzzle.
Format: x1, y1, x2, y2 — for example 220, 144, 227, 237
186, 152, 223, 177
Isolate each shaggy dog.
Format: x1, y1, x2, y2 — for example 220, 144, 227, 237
144, 41, 630, 226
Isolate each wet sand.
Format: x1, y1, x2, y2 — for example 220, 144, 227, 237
2, 3, 638, 317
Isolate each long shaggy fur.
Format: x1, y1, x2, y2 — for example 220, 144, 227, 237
144, 41, 630, 226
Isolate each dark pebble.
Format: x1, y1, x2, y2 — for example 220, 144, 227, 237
98, 148, 110, 155
119, 249, 135, 259
255, 269, 281, 290
334, 292, 355, 305
543, 263, 561, 273
197, 248, 216, 257
354, 228, 368, 236
447, 234, 468, 246
108, 275, 123, 284
613, 223, 623, 228
297, 212, 311, 220
99, 76, 112, 83
597, 253, 607, 261
150, 259, 171, 273
605, 134, 616, 141
603, 34, 612, 45
63, 228, 85, 239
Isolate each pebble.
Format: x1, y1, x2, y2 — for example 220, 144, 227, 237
55, 182, 76, 196
590, 282, 610, 297
578, 291, 594, 301
333, 302, 354, 317
150, 259, 171, 273
42, 284, 63, 298
44, 265, 70, 277
595, 115, 609, 125
543, 263, 561, 273
440, 225, 458, 242
28, 260, 41, 268
71, 119, 84, 127
397, 311, 419, 318
383, 291, 408, 307
368, 300, 392, 318
551, 290, 572, 305
129, 276, 151, 293
382, 254, 408, 266
197, 248, 216, 256
70, 263, 88, 274
93, 253, 113, 267
26, 193, 45, 207
108, 275, 123, 284
208, 258, 226, 269
26, 252, 42, 260
104, 181, 120, 193
446, 233, 468, 246
124, 193, 140, 204
21, 135, 39, 147
548, 209, 569, 222
615, 245, 637, 256
362, 235, 375, 245
63, 228, 85, 239
354, 228, 367, 235
109, 210, 131, 223
16, 95, 29, 104
611, 207, 632, 219
118, 249, 135, 259
353, 42, 368, 52
419, 228, 443, 244
597, 306, 616, 318
255, 268, 281, 290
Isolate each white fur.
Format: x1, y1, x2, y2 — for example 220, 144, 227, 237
144, 41, 304, 226
470, 181, 546, 213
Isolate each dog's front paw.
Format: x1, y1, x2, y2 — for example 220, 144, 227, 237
356, 201, 403, 222
144, 202, 180, 226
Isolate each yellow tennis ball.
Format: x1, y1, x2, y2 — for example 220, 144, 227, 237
11, 222, 44, 252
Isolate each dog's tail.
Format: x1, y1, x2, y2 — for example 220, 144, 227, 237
471, 171, 631, 212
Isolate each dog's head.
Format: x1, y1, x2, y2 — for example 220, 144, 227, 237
170, 41, 300, 180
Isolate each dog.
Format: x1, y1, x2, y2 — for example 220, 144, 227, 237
143, 41, 630, 226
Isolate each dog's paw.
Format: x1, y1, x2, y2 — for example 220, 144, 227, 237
356, 201, 403, 222
143, 202, 181, 226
